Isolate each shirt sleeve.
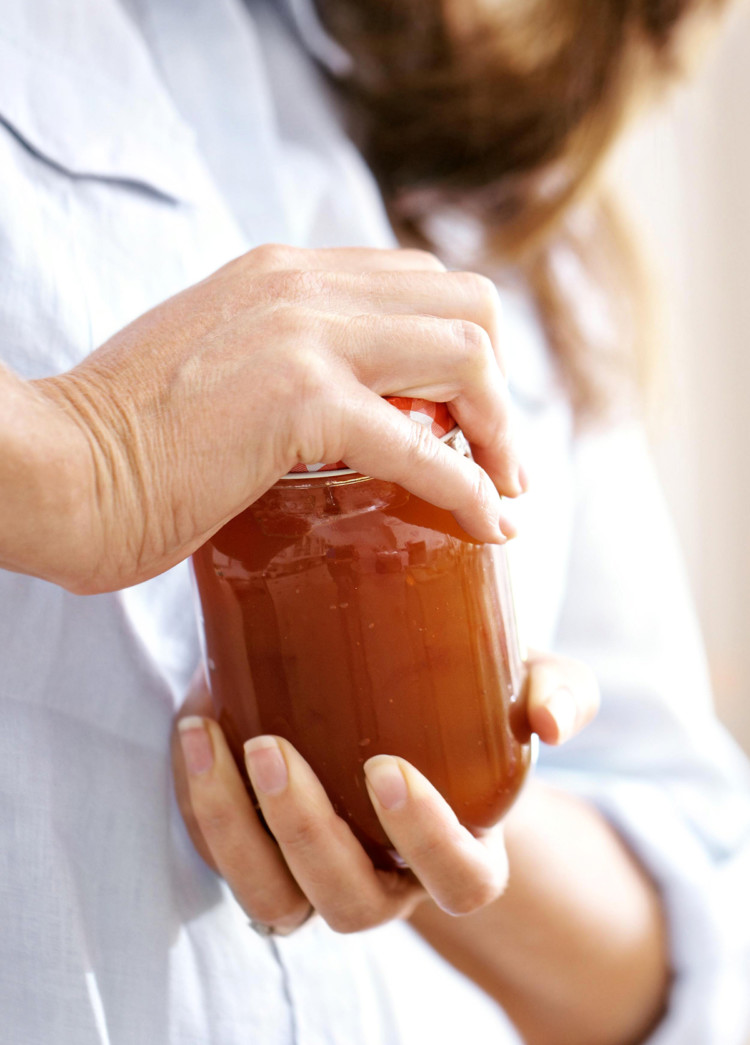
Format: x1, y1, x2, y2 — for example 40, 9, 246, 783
535, 421, 750, 1045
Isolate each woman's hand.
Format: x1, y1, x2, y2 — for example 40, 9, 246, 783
171, 652, 599, 935
10, 245, 525, 594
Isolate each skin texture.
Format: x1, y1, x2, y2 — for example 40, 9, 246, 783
173, 653, 670, 1045
0, 238, 669, 1041
0, 245, 526, 595
410, 783, 669, 1045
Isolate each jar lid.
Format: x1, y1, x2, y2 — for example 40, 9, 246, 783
284, 398, 457, 477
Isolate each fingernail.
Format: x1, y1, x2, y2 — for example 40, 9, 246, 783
517, 464, 530, 493
364, 756, 408, 811
498, 520, 516, 541
494, 489, 518, 540
545, 687, 577, 742
481, 513, 505, 546
498, 503, 517, 541
244, 736, 288, 796
178, 716, 214, 776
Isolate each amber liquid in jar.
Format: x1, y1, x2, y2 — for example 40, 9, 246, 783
193, 471, 531, 870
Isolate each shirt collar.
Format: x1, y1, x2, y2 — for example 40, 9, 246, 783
277, 0, 353, 76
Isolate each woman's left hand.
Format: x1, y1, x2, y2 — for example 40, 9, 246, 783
171, 651, 599, 935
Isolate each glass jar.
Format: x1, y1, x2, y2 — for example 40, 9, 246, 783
192, 402, 531, 870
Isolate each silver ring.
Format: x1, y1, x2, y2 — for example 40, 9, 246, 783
248, 919, 277, 937
248, 905, 315, 938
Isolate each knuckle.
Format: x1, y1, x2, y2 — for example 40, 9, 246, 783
251, 894, 310, 932
195, 797, 235, 839
485, 414, 515, 458
271, 304, 326, 350
274, 811, 325, 855
475, 272, 502, 311
406, 817, 446, 865
249, 242, 298, 270
292, 351, 338, 421
470, 465, 499, 517
442, 865, 506, 917
451, 319, 493, 368
400, 248, 445, 271
325, 900, 383, 935
261, 268, 324, 304
456, 271, 501, 311
555, 655, 600, 722
403, 421, 442, 469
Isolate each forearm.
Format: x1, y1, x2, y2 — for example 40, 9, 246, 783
409, 780, 669, 1045
0, 361, 93, 588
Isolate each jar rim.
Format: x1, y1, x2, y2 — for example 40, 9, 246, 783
280, 424, 461, 480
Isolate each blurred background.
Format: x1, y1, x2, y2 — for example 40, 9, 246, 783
610, 0, 750, 755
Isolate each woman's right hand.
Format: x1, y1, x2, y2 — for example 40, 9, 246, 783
23, 245, 523, 592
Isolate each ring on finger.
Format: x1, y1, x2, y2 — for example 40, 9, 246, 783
248, 903, 316, 938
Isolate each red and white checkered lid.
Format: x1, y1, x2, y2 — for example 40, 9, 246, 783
284, 397, 457, 477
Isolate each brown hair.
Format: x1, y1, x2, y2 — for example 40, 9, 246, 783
316, 0, 728, 417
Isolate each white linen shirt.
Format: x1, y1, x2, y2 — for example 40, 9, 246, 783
1, 1, 749, 1043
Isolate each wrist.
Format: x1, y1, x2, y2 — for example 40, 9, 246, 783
0, 367, 100, 592
411, 781, 669, 1045
35, 359, 200, 594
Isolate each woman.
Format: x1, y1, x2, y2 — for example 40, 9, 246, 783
0, 0, 747, 1043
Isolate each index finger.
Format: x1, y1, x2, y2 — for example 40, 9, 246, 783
242, 243, 447, 274
241, 244, 509, 376
364, 755, 509, 917
338, 386, 514, 544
